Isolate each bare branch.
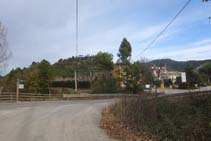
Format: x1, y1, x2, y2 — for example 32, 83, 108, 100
0, 22, 11, 72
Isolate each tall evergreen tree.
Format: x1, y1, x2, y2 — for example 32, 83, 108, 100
37, 60, 52, 94
185, 67, 201, 88
117, 38, 132, 65
199, 62, 211, 84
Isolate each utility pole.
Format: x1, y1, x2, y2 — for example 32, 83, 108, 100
76, 0, 78, 58
74, 0, 78, 93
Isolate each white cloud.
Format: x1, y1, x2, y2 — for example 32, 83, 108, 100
144, 39, 211, 61
0, 0, 210, 74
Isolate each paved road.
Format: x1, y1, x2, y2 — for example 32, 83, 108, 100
157, 86, 211, 94
0, 100, 115, 141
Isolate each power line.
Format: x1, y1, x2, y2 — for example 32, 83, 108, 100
76, 0, 78, 57
137, 0, 192, 58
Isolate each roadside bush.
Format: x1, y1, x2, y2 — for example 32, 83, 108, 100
178, 82, 189, 89
51, 80, 91, 89
91, 78, 121, 93
154, 80, 161, 88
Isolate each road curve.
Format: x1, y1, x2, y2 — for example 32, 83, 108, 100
0, 100, 115, 141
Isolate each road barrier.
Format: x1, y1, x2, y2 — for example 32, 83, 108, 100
0, 92, 16, 102
19, 93, 63, 101
0, 92, 138, 102
0, 90, 210, 103
0, 92, 63, 102
63, 93, 139, 100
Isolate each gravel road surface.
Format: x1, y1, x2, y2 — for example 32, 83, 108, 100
0, 100, 115, 141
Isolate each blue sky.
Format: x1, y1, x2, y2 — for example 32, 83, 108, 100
0, 0, 211, 73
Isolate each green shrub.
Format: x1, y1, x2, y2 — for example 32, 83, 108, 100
51, 81, 91, 89
91, 78, 121, 93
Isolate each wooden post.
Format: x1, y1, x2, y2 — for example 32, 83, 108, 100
0, 86, 2, 95
16, 79, 19, 102
74, 70, 78, 93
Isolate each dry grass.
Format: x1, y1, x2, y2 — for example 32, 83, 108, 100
101, 107, 157, 141
101, 93, 211, 141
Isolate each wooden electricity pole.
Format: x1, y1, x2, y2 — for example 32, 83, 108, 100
74, 70, 78, 92
74, 0, 78, 93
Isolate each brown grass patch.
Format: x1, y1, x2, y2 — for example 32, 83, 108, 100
100, 106, 158, 141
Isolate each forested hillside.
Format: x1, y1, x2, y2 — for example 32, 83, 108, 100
52, 55, 97, 78
1, 54, 211, 94
0, 53, 115, 93
149, 59, 211, 71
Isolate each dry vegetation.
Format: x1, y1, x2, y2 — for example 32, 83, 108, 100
101, 94, 211, 141
101, 106, 158, 141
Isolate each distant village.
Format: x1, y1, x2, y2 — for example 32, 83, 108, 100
151, 65, 186, 88
52, 63, 186, 90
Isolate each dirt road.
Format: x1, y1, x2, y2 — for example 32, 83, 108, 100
0, 100, 115, 141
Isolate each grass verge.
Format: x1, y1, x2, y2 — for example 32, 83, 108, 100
101, 94, 211, 141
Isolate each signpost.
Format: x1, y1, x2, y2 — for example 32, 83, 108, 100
18, 84, 24, 89
16, 79, 25, 102
181, 72, 187, 83
145, 84, 150, 89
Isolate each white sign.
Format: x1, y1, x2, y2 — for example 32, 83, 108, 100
181, 72, 187, 83
18, 84, 24, 89
145, 84, 150, 89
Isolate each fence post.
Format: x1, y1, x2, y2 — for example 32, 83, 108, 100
0, 87, 2, 95
10, 93, 12, 102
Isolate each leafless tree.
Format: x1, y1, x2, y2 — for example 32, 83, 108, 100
0, 22, 11, 71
